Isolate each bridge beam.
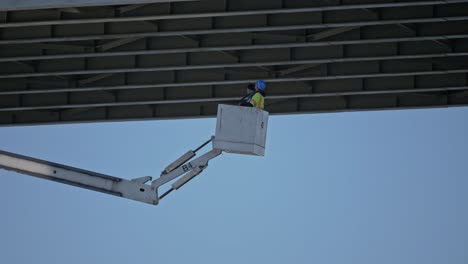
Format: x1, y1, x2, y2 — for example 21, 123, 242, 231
0, 0, 197, 11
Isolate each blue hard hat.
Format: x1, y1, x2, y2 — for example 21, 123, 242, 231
256, 80, 266, 91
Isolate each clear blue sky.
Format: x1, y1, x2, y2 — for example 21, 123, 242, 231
0, 107, 467, 264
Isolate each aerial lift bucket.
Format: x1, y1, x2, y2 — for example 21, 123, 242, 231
213, 104, 269, 156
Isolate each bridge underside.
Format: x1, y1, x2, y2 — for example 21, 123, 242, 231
0, 0, 467, 126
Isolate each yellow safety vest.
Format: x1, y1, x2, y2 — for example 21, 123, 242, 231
250, 92, 265, 110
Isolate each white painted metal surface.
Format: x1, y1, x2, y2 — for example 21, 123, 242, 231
151, 149, 221, 188
0, 150, 158, 205
213, 104, 269, 156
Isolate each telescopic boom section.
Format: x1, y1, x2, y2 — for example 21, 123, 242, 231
0, 150, 159, 204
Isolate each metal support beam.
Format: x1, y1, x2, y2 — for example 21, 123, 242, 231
59, 107, 101, 117
0, 1, 466, 28
31, 43, 95, 52
0, 0, 197, 11
364, 7, 454, 51
1, 71, 468, 112
12, 61, 36, 72
1, 68, 468, 96
277, 64, 322, 76
58, 8, 82, 14
96, 38, 142, 52
309, 26, 359, 41
141, 21, 160, 30
183, 34, 239, 62
78, 73, 115, 86
0, 11, 7, 23
1, 34, 467, 63
1, 51, 467, 79
1, 15, 468, 45
1, 86, 467, 112
118, 4, 150, 14
250, 32, 300, 42
398, 22, 452, 50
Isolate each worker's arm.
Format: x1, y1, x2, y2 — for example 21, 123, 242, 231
240, 100, 254, 107
239, 90, 255, 106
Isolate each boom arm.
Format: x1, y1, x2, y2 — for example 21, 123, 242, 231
153, 148, 222, 199
0, 150, 159, 205
0, 138, 221, 206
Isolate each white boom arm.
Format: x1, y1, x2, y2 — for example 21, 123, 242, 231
0, 137, 221, 206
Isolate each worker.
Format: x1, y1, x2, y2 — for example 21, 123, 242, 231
239, 80, 266, 110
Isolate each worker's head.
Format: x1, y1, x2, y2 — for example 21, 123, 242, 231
255, 80, 266, 92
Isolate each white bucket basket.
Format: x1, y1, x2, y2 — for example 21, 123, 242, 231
213, 104, 269, 156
